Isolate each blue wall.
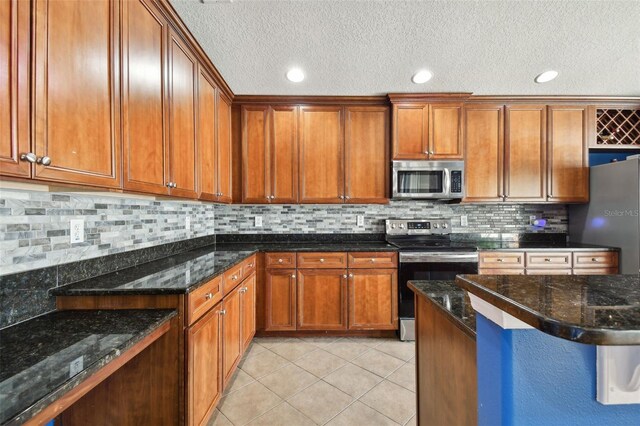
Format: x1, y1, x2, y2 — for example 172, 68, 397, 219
476, 314, 640, 425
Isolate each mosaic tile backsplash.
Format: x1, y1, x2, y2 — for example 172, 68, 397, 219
213, 202, 568, 235
0, 188, 215, 276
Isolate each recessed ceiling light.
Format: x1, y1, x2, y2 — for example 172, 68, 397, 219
286, 68, 305, 83
412, 70, 433, 84
534, 70, 559, 83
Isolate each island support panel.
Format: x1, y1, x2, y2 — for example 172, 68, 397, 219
476, 314, 640, 425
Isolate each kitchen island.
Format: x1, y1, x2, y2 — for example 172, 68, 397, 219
455, 274, 640, 425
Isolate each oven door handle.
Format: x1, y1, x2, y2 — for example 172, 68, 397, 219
399, 252, 479, 263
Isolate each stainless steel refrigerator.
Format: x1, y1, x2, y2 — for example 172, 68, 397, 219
569, 156, 640, 274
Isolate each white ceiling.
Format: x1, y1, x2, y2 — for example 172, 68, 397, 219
170, 0, 640, 96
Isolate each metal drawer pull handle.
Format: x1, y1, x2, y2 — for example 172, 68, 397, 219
544, 258, 551, 262
592, 258, 598, 262
497, 259, 504, 262
205, 292, 213, 300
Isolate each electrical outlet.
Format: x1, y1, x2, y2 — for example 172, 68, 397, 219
185, 216, 191, 231
460, 215, 468, 227
69, 219, 84, 243
255, 216, 263, 227
69, 356, 84, 378
356, 215, 365, 227
529, 215, 536, 225
185, 262, 191, 285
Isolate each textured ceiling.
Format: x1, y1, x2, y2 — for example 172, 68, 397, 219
170, 0, 640, 96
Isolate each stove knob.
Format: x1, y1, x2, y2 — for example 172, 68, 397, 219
391, 224, 396, 229
442, 223, 448, 229
399, 224, 405, 229
433, 223, 439, 229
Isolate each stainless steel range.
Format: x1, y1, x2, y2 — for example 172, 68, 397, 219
385, 219, 479, 341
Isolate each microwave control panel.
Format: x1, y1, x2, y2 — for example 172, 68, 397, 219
451, 171, 463, 194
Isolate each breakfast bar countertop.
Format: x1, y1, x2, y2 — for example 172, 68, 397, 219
456, 274, 640, 345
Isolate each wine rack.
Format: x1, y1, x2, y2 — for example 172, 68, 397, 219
595, 108, 640, 148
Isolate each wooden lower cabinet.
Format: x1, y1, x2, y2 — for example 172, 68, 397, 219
348, 269, 397, 330
265, 268, 297, 331
187, 304, 222, 426
297, 269, 348, 330
222, 286, 242, 386
241, 273, 257, 350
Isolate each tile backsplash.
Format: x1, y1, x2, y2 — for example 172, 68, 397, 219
214, 201, 568, 235
0, 189, 215, 276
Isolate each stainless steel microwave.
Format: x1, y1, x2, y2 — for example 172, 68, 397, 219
392, 161, 465, 200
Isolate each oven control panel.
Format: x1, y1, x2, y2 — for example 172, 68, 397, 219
385, 219, 451, 235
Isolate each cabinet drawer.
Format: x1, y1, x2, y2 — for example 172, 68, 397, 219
297, 252, 348, 269
348, 252, 397, 269
573, 267, 618, 275
525, 269, 572, 275
187, 275, 222, 325
573, 251, 618, 269
265, 252, 296, 269
242, 255, 257, 276
478, 268, 525, 275
526, 252, 572, 269
222, 264, 244, 295
479, 252, 524, 269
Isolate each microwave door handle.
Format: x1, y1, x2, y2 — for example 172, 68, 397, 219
443, 168, 450, 196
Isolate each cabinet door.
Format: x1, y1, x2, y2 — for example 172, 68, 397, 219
265, 269, 297, 331
348, 269, 397, 330
167, 29, 197, 198
392, 104, 428, 159
505, 105, 547, 202
297, 269, 347, 330
345, 106, 389, 203
242, 105, 269, 203
429, 104, 463, 159
299, 106, 344, 203
241, 273, 256, 350
464, 105, 504, 202
0, 0, 30, 178
547, 105, 591, 202
33, 0, 121, 187
216, 93, 232, 203
187, 305, 221, 426
122, 0, 168, 195
271, 106, 298, 203
197, 68, 217, 201
222, 287, 241, 386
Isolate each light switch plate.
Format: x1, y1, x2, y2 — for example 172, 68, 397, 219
70, 219, 84, 243
460, 215, 468, 227
69, 356, 84, 378
185, 216, 191, 231
529, 215, 536, 225
255, 216, 263, 227
356, 215, 365, 227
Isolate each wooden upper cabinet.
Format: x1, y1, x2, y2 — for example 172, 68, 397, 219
167, 29, 198, 198
464, 105, 504, 202
270, 106, 298, 203
393, 104, 428, 159
345, 106, 389, 203
197, 68, 217, 201
187, 305, 221, 426
429, 104, 463, 159
122, 0, 168, 195
504, 105, 547, 202
33, 0, 121, 187
217, 93, 233, 203
297, 269, 348, 330
299, 106, 344, 203
242, 106, 269, 203
548, 105, 591, 202
0, 0, 30, 178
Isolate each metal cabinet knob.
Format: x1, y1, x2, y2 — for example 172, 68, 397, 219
20, 153, 37, 163
348, 273, 353, 278
345, 195, 350, 200
220, 310, 226, 315
37, 156, 52, 166
166, 182, 172, 188
248, 263, 254, 267
338, 195, 345, 199
278, 258, 283, 263
319, 258, 325, 263
544, 258, 551, 262
343, 274, 347, 278
205, 292, 213, 300
370, 258, 376, 262
232, 275, 238, 281
592, 258, 598, 262
497, 258, 504, 262
424, 150, 429, 155
172, 182, 178, 188
243, 287, 248, 292
291, 274, 296, 279
429, 151, 434, 155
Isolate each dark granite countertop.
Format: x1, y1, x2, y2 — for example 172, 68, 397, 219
456, 274, 640, 345
408, 280, 476, 338
51, 246, 257, 296
0, 309, 176, 425
215, 241, 398, 252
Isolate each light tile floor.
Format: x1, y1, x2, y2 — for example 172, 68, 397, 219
210, 337, 416, 426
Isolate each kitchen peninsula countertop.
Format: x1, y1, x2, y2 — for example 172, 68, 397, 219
456, 274, 640, 345
0, 309, 176, 425
408, 280, 476, 337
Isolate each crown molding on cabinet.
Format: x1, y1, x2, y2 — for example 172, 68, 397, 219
233, 95, 389, 106
387, 92, 473, 103
466, 95, 640, 107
